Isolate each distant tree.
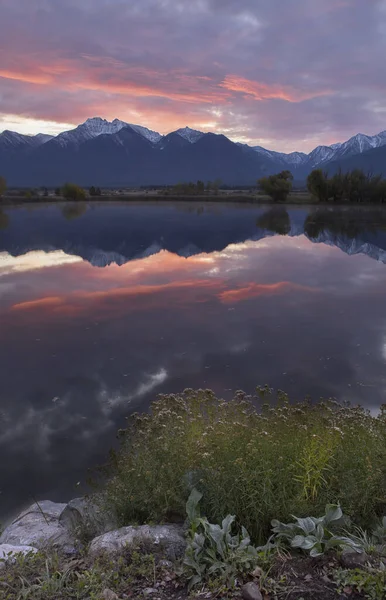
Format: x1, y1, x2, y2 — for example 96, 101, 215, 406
258, 170, 293, 202
213, 179, 222, 195
43, 187, 48, 197
0, 176, 6, 197
55, 187, 61, 197
328, 171, 345, 203
89, 186, 102, 197
206, 181, 212, 192
307, 169, 329, 202
62, 183, 86, 201
196, 180, 205, 195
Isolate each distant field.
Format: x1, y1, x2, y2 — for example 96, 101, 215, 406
2, 190, 317, 205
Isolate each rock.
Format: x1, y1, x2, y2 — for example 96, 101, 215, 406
89, 524, 186, 560
242, 582, 263, 600
158, 559, 173, 569
340, 548, 369, 569
0, 501, 76, 554
59, 496, 118, 539
101, 590, 119, 600
143, 589, 157, 597
0, 544, 38, 565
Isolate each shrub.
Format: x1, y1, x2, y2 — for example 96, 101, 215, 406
102, 388, 386, 543
183, 489, 260, 589
271, 504, 363, 556
61, 183, 86, 201
258, 171, 293, 202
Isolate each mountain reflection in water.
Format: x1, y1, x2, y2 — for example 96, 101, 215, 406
0, 202, 386, 519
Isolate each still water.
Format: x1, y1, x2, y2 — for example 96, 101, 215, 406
1, 201, 386, 517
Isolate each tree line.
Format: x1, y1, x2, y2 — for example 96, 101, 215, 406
258, 168, 386, 204
164, 179, 222, 196
307, 169, 386, 203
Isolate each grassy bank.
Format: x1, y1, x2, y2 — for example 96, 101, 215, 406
102, 388, 386, 542
2, 388, 386, 599
1, 191, 317, 206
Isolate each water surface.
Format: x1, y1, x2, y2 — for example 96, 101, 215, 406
1, 202, 386, 517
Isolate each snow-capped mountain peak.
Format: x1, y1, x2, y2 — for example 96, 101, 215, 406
175, 126, 205, 143
127, 123, 162, 144
53, 117, 162, 147
0, 130, 43, 149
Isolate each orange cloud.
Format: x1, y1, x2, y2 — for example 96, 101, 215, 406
0, 56, 229, 105
219, 282, 315, 304
10, 279, 225, 319
221, 75, 331, 103
0, 69, 53, 85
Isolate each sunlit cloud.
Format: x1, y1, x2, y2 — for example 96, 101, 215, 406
0, 0, 385, 150
0, 251, 82, 276
219, 281, 316, 304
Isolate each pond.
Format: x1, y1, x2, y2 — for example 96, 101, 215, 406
1, 201, 386, 518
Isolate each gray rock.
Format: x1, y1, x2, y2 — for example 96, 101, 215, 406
89, 524, 186, 560
59, 496, 118, 539
143, 589, 157, 597
0, 544, 38, 565
340, 548, 368, 569
242, 582, 263, 600
0, 501, 76, 553
101, 590, 119, 600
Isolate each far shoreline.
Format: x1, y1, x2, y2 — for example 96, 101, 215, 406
0, 191, 364, 207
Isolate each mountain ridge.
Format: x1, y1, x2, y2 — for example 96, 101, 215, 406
1, 117, 386, 186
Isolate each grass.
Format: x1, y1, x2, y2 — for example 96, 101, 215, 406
100, 388, 386, 544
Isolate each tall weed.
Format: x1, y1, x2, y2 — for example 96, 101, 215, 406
103, 388, 386, 542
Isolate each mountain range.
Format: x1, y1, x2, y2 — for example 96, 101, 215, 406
1, 117, 386, 187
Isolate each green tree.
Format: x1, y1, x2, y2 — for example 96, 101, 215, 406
307, 169, 329, 202
258, 170, 293, 202
89, 186, 102, 197
0, 176, 6, 196
213, 178, 222, 195
62, 183, 86, 201
196, 180, 205, 195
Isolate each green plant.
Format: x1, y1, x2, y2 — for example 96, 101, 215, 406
61, 183, 86, 201
271, 504, 363, 557
373, 517, 386, 545
334, 566, 386, 600
101, 389, 386, 543
183, 489, 261, 589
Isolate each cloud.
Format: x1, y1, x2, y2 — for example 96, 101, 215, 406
219, 281, 316, 304
0, 0, 386, 150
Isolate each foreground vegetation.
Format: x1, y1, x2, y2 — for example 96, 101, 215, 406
102, 388, 386, 541
2, 388, 386, 599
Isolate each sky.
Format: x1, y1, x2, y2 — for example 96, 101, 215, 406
1, 0, 386, 152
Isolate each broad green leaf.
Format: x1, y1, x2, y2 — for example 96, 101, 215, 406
295, 517, 316, 535
291, 535, 307, 548
324, 504, 342, 524
186, 488, 203, 523
208, 524, 226, 558
310, 546, 323, 557
222, 514, 235, 536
